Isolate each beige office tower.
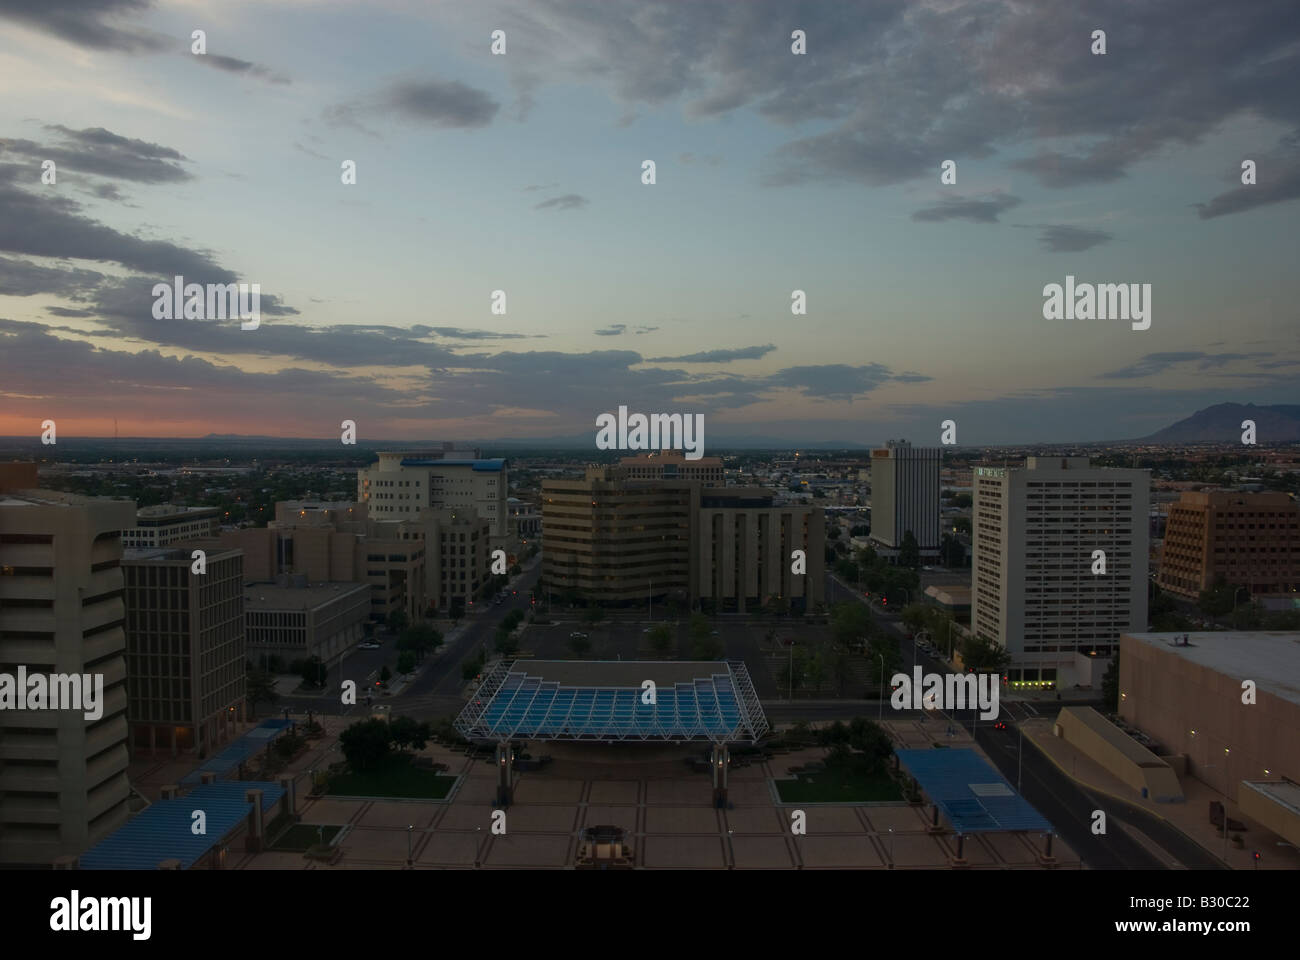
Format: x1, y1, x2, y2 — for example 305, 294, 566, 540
122, 543, 247, 758
971, 457, 1149, 689
357, 451, 508, 537
544, 468, 697, 605
696, 489, 825, 613
542, 468, 825, 612
869, 439, 942, 557
0, 463, 133, 866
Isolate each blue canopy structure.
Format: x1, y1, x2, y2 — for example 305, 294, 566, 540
455, 660, 768, 743
895, 748, 1053, 833
180, 718, 292, 785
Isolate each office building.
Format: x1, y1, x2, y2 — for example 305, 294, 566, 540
122, 543, 246, 758
869, 440, 941, 557
971, 457, 1149, 688
358, 451, 508, 537
1156, 491, 1300, 600
121, 504, 221, 549
1120, 631, 1300, 836
244, 581, 370, 668
619, 451, 725, 484
0, 463, 133, 865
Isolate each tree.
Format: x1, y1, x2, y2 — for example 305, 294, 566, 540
399, 623, 441, 662
297, 656, 326, 689
389, 715, 431, 751
1101, 652, 1119, 714
246, 668, 279, 713
1151, 611, 1194, 632
900, 603, 929, 635
494, 627, 519, 655
834, 557, 859, 582
647, 623, 674, 657
387, 608, 409, 633
1197, 580, 1236, 625
830, 602, 872, 651
509, 563, 522, 576
396, 650, 416, 675
959, 634, 1011, 673
339, 717, 392, 771
898, 530, 921, 570
379, 664, 392, 687
865, 632, 902, 688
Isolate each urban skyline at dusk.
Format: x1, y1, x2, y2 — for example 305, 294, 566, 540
1, 0, 1298, 445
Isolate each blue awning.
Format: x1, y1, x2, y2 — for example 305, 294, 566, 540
895, 748, 1053, 834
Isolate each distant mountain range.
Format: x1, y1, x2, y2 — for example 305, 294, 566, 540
1139, 403, 1300, 443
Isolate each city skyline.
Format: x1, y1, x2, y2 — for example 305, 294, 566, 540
2, 0, 1298, 444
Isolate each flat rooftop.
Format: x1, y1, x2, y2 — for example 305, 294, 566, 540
244, 581, 370, 610
125, 543, 240, 564
1125, 632, 1300, 708
508, 660, 731, 686
1242, 779, 1300, 817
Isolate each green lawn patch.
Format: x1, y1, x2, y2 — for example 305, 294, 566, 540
272, 824, 342, 852
325, 754, 457, 799
775, 766, 904, 803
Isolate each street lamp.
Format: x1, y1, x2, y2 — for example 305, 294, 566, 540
407, 824, 413, 865
878, 653, 886, 722
887, 826, 894, 869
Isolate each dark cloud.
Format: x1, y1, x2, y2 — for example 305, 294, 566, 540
912, 192, 1021, 223
326, 78, 500, 132
593, 324, 626, 336
194, 53, 290, 85
1196, 132, 1300, 219
534, 193, 588, 210
633, 325, 659, 334
45, 306, 95, 318
762, 363, 925, 402
647, 344, 776, 363
0, 255, 104, 298
0, 127, 191, 184
0, 0, 169, 53
482, 0, 1300, 197
1099, 351, 1272, 380
1034, 224, 1114, 252
423, 326, 533, 341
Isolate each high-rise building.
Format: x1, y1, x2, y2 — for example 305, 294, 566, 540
1156, 491, 1300, 600
869, 440, 941, 557
122, 543, 246, 758
619, 451, 725, 484
971, 457, 1149, 688
0, 463, 133, 866
358, 451, 508, 537
121, 504, 221, 548
697, 488, 825, 613
542, 468, 825, 611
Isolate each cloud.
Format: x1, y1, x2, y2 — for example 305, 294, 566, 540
0, 126, 191, 184
1099, 351, 1271, 379
193, 53, 290, 85
0, 255, 104, 298
534, 193, 588, 210
593, 324, 626, 336
1196, 132, 1300, 219
912, 192, 1021, 223
326, 77, 500, 132
0, 0, 169, 53
1034, 224, 1114, 252
423, 326, 533, 341
762, 363, 929, 402
45, 306, 95, 318
633, 325, 659, 334
647, 344, 776, 363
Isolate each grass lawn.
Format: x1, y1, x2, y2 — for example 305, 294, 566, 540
271, 824, 342, 852
774, 765, 904, 803
325, 754, 457, 799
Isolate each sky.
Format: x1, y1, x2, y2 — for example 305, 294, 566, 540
0, 0, 1298, 446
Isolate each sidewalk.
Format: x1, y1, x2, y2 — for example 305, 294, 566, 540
1022, 716, 1300, 870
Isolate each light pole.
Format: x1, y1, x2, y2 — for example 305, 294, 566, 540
878, 653, 885, 722
887, 827, 894, 869
1231, 586, 1251, 628
407, 824, 413, 865
788, 639, 795, 701
649, 578, 653, 622
1017, 723, 1024, 793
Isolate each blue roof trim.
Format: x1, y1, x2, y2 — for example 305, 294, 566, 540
895, 748, 1053, 834
180, 718, 293, 785
80, 781, 286, 870
399, 458, 505, 471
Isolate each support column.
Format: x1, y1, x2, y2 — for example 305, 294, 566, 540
244, 789, 265, 852
951, 832, 969, 868
712, 743, 730, 809
1038, 831, 1057, 868
495, 741, 514, 807
927, 802, 944, 835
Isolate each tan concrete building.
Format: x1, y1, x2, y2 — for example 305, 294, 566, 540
1054, 706, 1183, 802
1119, 631, 1300, 811
358, 450, 508, 537
697, 488, 824, 613
244, 581, 370, 668
0, 463, 133, 866
542, 468, 824, 611
122, 543, 246, 758
619, 451, 724, 484
870, 439, 941, 555
121, 504, 221, 549
972, 457, 1149, 688
1156, 491, 1300, 599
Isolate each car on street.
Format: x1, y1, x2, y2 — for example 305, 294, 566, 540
358, 641, 381, 650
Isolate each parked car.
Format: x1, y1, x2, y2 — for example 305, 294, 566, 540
358, 641, 381, 650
